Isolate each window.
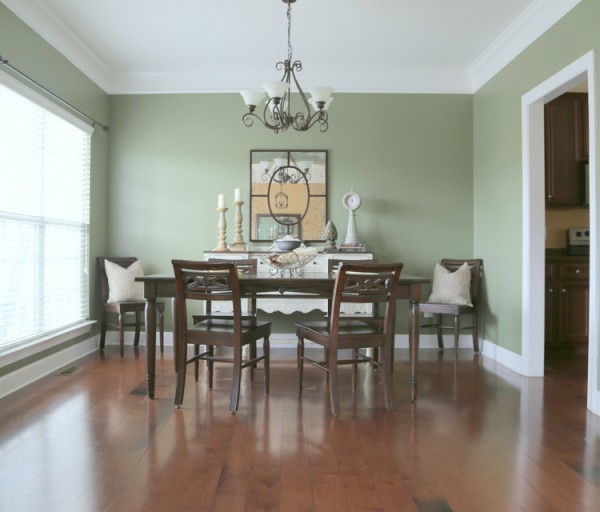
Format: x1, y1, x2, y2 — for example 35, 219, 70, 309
0, 72, 92, 352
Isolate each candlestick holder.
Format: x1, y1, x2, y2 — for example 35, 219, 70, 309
229, 199, 247, 251
213, 207, 230, 252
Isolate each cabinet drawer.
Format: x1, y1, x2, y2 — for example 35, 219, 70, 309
559, 263, 589, 280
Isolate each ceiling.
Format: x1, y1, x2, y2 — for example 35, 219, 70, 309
1, 0, 581, 94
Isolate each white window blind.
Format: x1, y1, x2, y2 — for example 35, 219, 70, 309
0, 73, 92, 351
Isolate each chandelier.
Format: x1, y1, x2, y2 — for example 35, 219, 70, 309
240, 0, 333, 134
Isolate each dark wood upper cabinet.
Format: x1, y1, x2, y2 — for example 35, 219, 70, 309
544, 92, 588, 208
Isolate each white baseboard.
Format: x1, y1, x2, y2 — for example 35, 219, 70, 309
0, 335, 98, 399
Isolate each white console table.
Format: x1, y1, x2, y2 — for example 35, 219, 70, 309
203, 250, 374, 314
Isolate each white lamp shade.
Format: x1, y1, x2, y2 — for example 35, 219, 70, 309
263, 81, 289, 99
260, 160, 272, 172
309, 96, 333, 112
274, 158, 288, 168
308, 86, 334, 103
241, 90, 265, 107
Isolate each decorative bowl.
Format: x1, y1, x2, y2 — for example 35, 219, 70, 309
275, 238, 302, 251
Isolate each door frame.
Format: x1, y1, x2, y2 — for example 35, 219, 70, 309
521, 50, 598, 413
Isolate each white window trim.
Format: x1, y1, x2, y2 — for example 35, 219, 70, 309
0, 320, 96, 368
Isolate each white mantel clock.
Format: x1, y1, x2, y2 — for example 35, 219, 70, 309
343, 188, 361, 244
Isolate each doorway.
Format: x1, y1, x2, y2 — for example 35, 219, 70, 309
521, 51, 599, 414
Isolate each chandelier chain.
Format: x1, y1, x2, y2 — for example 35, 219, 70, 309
287, 2, 293, 61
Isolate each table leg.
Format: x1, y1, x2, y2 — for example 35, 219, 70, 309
408, 299, 420, 403
145, 298, 157, 399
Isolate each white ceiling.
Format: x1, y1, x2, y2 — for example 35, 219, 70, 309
1, 0, 581, 94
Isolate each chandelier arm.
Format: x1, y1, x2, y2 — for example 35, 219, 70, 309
302, 110, 329, 132
289, 60, 312, 118
242, 112, 269, 129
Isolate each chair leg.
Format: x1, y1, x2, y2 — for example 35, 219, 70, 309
99, 315, 107, 351
133, 311, 141, 347
351, 348, 358, 391
207, 346, 214, 389
297, 337, 304, 398
381, 341, 394, 412
453, 315, 460, 359
436, 314, 444, 350
328, 349, 340, 416
194, 345, 200, 382
158, 309, 165, 354
264, 337, 270, 396
249, 342, 257, 383
171, 298, 177, 370
230, 345, 243, 414
472, 312, 480, 353
118, 313, 125, 357
174, 341, 187, 407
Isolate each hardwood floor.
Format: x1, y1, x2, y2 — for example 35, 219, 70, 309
0, 345, 599, 511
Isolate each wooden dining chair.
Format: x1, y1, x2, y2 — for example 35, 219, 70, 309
97, 257, 165, 356
326, 258, 382, 367
420, 258, 484, 357
191, 258, 259, 381
172, 260, 271, 413
295, 262, 403, 416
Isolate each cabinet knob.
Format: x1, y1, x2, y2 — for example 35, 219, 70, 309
575, 269, 581, 274
562, 289, 567, 293
548, 288, 553, 293
547, 194, 552, 200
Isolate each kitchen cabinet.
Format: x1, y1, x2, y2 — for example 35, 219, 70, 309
544, 92, 588, 208
545, 252, 589, 346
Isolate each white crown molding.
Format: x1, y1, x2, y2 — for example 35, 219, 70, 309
114, 66, 474, 95
469, 0, 582, 92
1, 0, 114, 92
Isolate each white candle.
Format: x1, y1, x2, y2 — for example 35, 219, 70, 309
218, 193, 225, 209
235, 188, 242, 202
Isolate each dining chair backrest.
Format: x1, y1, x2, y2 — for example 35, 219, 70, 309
327, 258, 377, 273
97, 256, 139, 304
204, 258, 257, 315
330, 262, 403, 338
439, 258, 484, 306
173, 260, 243, 336
206, 258, 257, 274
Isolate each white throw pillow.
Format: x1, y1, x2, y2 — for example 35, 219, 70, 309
427, 261, 472, 306
105, 259, 144, 303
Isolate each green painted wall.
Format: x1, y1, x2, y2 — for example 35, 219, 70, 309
0, 2, 110, 373
473, 0, 598, 358
108, 93, 474, 332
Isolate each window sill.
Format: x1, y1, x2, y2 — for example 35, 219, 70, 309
0, 321, 96, 368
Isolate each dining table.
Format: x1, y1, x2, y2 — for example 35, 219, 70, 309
136, 270, 430, 402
